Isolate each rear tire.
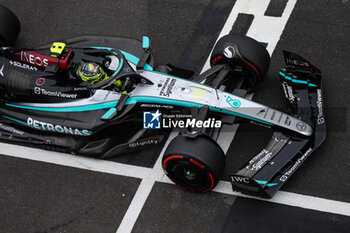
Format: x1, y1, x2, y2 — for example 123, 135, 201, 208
210, 34, 270, 89
162, 135, 225, 193
0, 4, 20, 46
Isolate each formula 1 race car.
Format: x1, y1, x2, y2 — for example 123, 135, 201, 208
0, 5, 326, 198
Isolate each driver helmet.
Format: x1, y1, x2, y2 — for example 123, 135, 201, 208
78, 62, 107, 84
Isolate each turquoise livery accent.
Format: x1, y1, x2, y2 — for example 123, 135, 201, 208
142, 36, 150, 49
5, 101, 118, 112
5, 97, 203, 112
255, 180, 267, 184
279, 71, 318, 87
5, 96, 272, 126
2, 115, 27, 125
119, 50, 153, 71
255, 179, 278, 187
101, 107, 117, 119
125, 96, 204, 108
226, 96, 241, 108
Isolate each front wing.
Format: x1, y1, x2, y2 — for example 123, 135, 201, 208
229, 51, 326, 198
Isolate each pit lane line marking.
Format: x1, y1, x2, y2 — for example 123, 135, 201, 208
116, 130, 179, 233
1, 142, 350, 219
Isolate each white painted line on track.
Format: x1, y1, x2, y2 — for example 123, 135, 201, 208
0, 142, 152, 180
115, 130, 178, 233
116, 178, 155, 233
213, 180, 350, 217
2, 142, 350, 218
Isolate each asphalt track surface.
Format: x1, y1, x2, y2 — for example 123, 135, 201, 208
0, 0, 349, 232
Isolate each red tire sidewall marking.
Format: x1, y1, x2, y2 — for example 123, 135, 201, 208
246, 60, 260, 77
162, 155, 183, 169
202, 172, 215, 193
163, 155, 215, 192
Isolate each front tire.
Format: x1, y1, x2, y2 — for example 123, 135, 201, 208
210, 34, 270, 90
162, 135, 225, 193
0, 4, 20, 46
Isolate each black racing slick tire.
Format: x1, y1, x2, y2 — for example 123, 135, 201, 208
210, 34, 270, 86
0, 4, 20, 46
162, 135, 225, 193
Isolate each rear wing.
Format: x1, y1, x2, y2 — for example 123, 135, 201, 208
229, 51, 326, 198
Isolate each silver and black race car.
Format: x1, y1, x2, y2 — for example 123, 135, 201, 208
0, 4, 326, 198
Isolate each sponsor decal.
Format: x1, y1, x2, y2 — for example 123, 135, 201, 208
281, 82, 295, 102
159, 78, 176, 97
34, 87, 77, 99
191, 87, 208, 101
27, 117, 92, 136
0, 123, 24, 135
280, 147, 312, 182
286, 58, 310, 67
0, 65, 4, 77
36, 77, 45, 86
140, 104, 173, 109
247, 149, 273, 171
9, 60, 38, 71
231, 176, 250, 184
316, 89, 325, 124
20, 51, 49, 67
296, 122, 307, 131
223, 46, 235, 58
143, 110, 162, 129
128, 139, 159, 148
226, 96, 241, 108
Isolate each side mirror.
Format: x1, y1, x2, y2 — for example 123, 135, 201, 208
142, 36, 150, 50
